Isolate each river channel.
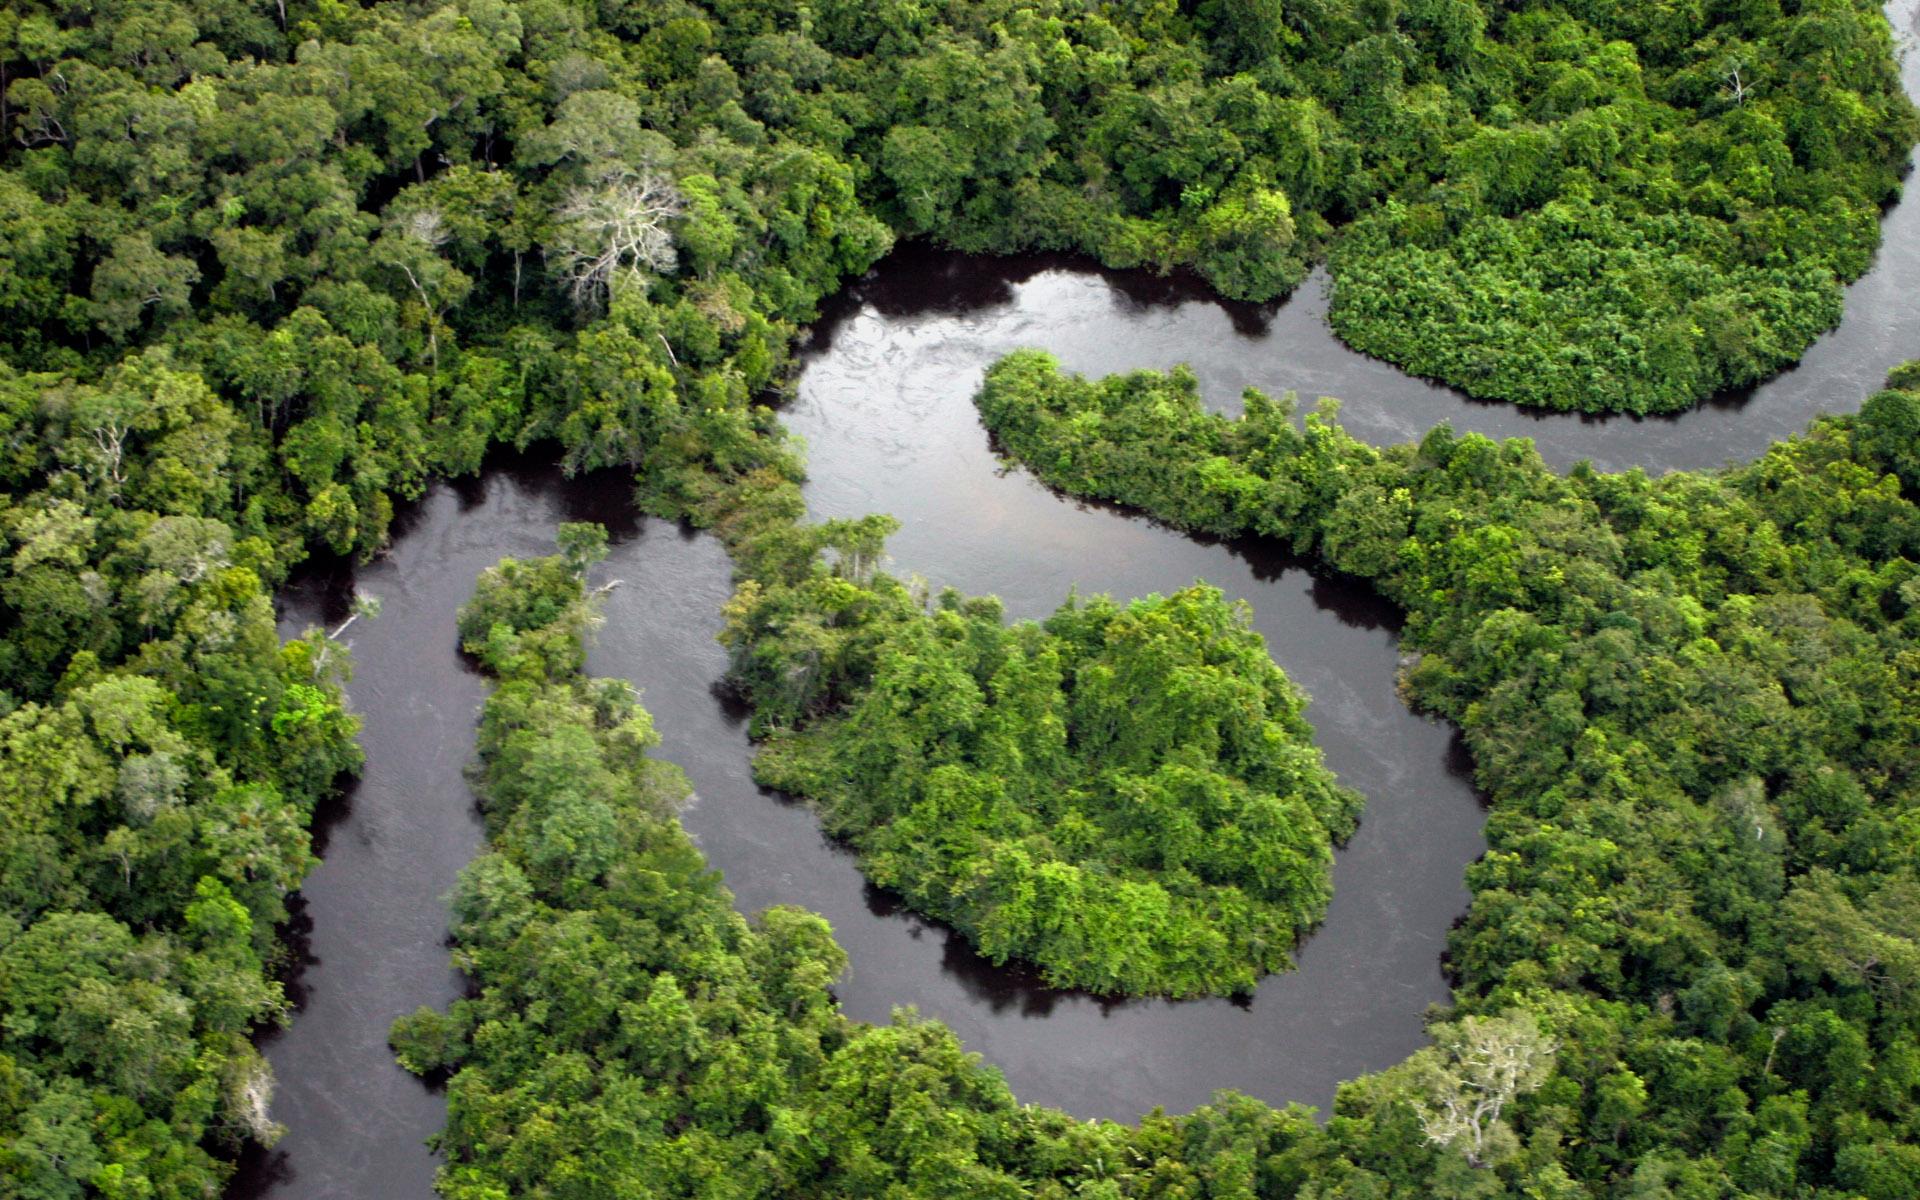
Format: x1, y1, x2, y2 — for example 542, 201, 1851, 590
238, 5, 1920, 1194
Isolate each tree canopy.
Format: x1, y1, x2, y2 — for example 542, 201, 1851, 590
726, 575, 1360, 997
2, 0, 1918, 1194
977, 351, 1920, 1198
0, 358, 360, 1196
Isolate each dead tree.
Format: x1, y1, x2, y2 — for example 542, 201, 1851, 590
1411, 1011, 1558, 1168
550, 167, 684, 311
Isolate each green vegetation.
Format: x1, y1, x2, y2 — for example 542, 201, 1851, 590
1324, 0, 1920, 414
0, 359, 361, 1193
979, 350, 1920, 1197
725, 572, 1360, 997
0, 0, 1908, 518
402, 347, 1920, 1196
4, 0, 1920, 1194
393, 539, 1354, 1199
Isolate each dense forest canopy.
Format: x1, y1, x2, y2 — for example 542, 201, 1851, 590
0, 355, 363, 1193
976, 353, 1920, 1199
1, 0, 1919, 1196
728, 575, 1362, 997
0, 0, 1913, 436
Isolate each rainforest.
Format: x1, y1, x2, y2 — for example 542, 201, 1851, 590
733, 574, 1364, 998
1, 0, 1919, 1198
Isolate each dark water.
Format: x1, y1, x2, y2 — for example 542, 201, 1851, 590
238, 470, 588, 1199
238, 5, 1919, 1195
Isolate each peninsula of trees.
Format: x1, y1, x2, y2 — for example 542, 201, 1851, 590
730, 575, 1361, 997
977, 351, 1920, 1198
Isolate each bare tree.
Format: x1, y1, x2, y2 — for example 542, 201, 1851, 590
1722, 60, 1755, 105
300, 592, 383, 680
403, 207, 450, 250
549, 167, 684, 311
90, 418, 129, 486
68, 387, 147, 496
12, 69, 71, 147
328, 591, 383, 641
384, 207, 461, 371
222, 1051, 284, 1147
1410, 1010, 1558, 1168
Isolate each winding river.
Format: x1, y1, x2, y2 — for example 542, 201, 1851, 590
237, 5, 1920, 1195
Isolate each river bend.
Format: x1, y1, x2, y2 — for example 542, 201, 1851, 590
239, 5, 1919, 1192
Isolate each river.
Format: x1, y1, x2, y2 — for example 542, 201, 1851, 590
236, 4, 1920, 1194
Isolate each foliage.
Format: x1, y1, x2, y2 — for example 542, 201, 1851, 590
979, 350, 1920, 1196
0, 356, 361, 1194
0, 0, 1907, 514
398, 541, 1340, 1198
457, 524, 610, 680
1, 0, 1917, 1191
723, 573, 1360, 996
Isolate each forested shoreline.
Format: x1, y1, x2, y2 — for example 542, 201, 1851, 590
388, 537, 1345, 1199
2, 0, 1919, 1195
389, 538, 1530, 1199
975, 353, 1920, 1198
0, 357, 364, 1192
